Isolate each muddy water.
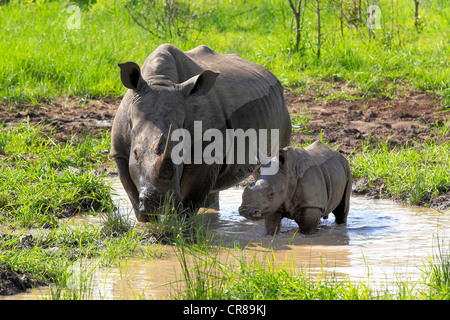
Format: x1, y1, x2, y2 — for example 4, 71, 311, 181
7, 178, 450, 299
92, 180, 449, 299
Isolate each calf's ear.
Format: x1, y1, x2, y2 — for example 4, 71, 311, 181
180, 70, 220, 97
278, 149, 287, 168
118, 62, 145, 91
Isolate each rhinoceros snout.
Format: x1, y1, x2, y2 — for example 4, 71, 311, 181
239, 205, 263, 220
138, 189, 184, 219
138, 197, 160, 221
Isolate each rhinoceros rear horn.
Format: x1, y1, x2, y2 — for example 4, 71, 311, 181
118, 62, 145, 91
180, 70, 220, 97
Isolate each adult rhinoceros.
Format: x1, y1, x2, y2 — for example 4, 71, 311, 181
110, 44, 291, 222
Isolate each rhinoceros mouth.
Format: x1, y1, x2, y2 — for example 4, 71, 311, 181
138, 191, 184, 219
238, 205, 263, 220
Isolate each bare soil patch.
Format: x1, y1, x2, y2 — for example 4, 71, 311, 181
2, 91, 447, 152
286, 90, 449, 155
0, 97, 120, 143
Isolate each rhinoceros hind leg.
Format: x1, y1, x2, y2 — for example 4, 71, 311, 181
332, 177, 351, 224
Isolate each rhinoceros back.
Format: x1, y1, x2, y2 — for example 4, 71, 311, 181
141, 44, 284, 117
289, 142, 350, 214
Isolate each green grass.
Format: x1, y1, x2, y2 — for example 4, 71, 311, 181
290, 106, 312, 134
0, 120, 114, 228
171, 238, 450, 300
420, 237, 450, 299
0, 0, 448, 105
350, 136, 450, 207
0, 223, 157, 298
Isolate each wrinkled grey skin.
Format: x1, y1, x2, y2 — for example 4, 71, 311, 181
111, 44, 291, 221
239, 141, 352, 235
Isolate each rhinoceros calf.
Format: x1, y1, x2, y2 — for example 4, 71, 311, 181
111, 44, 291, 222
239, 141, 352, 235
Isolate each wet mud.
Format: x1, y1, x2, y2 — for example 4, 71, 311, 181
90, 184, 450, 299
0, 269, 44, 296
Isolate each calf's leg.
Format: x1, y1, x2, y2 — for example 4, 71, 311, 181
295, 207, 322, 234
264, 212, 283, 236
332, 176, 352, 224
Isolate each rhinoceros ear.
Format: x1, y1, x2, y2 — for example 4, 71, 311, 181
180, 70, 220, 97
278, 149, 287, 168
118, 62, 145, 91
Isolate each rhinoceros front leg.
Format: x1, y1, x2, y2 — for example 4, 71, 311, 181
115, 158, 148, 222
180, 163, 220, 212
264, 211, 283, 236
203, 192, 220, 210
295, 207, 322, 235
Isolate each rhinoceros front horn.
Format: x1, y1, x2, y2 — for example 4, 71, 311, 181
154, 124, 175, 180
162, 124, 173, 162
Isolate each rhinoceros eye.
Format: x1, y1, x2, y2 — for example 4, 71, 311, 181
133, 148, 139, 160
268, 191, 275, 200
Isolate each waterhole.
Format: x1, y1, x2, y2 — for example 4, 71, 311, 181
6, 178, 450, 299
